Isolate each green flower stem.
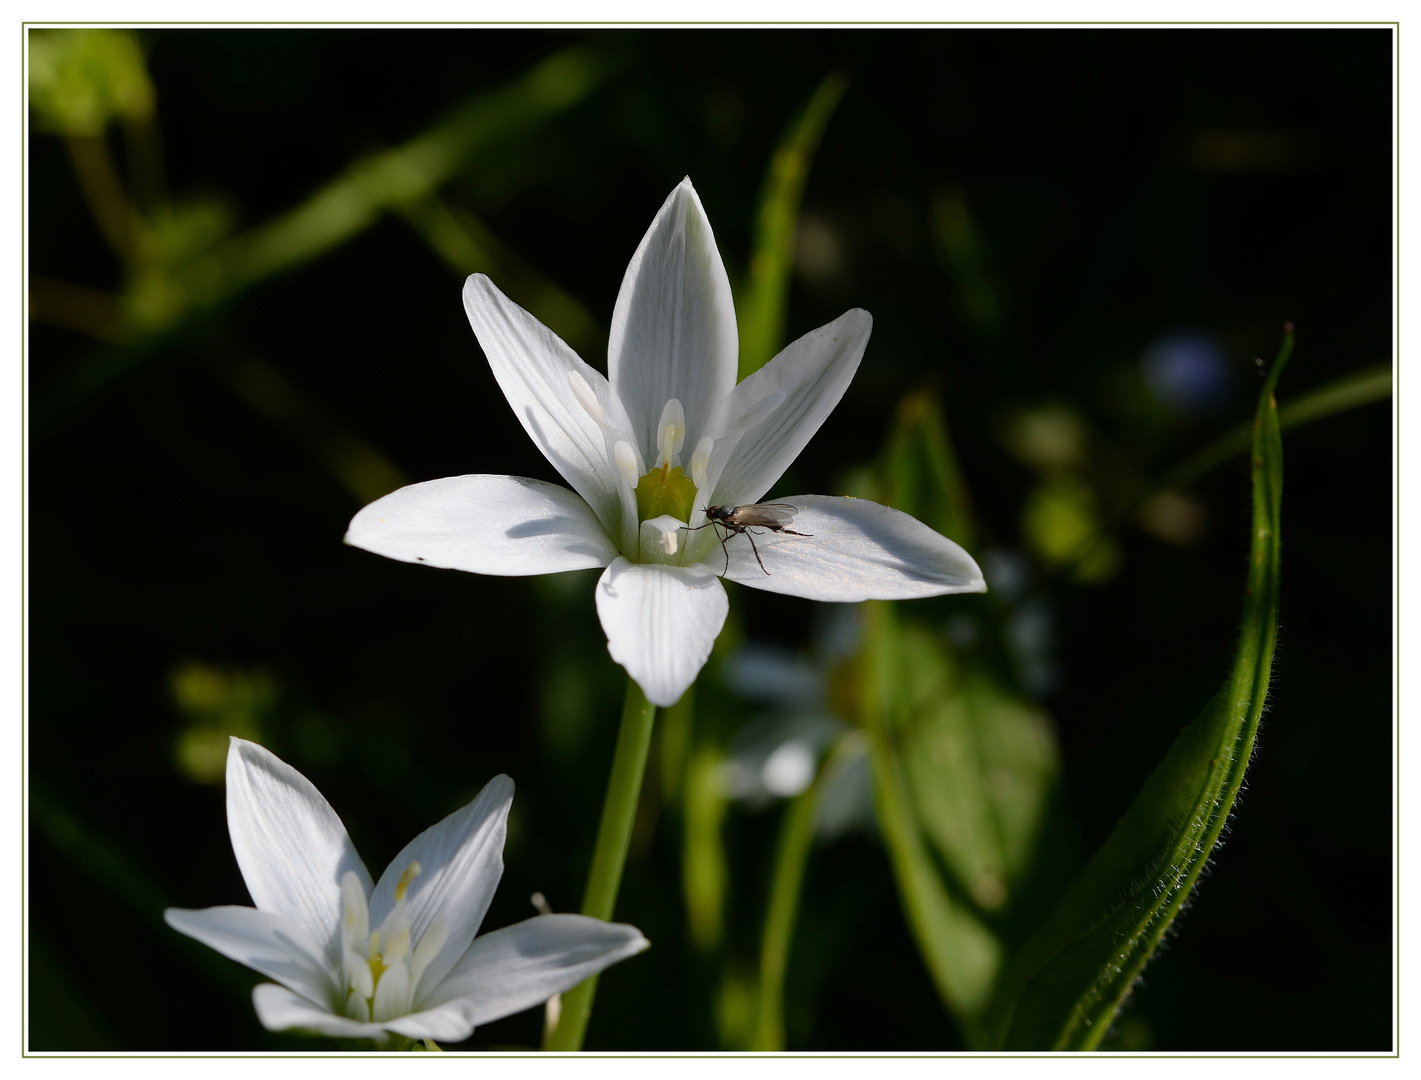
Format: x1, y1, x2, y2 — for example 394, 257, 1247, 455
750, 735, 862, 1051
544, 678, 658, 1051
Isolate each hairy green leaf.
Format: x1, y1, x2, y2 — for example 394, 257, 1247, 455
990, 330, 1291, 1050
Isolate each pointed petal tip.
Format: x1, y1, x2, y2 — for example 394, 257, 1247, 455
226, 735, 260, 764
485, 773, 516, 801
461, 273, 498, 312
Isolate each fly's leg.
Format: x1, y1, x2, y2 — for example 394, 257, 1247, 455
745, 528, 769, 575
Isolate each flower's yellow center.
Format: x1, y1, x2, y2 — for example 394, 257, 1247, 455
635, 462, 697, 525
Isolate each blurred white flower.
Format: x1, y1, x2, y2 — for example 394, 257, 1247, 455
165, 739, 647, 1045
346, 179, 985, 708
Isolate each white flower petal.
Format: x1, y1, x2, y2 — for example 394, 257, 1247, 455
368, 775, 514, 1001
719, 495, 987, 601
595, 557, 729, 708
426, 914, 649, 1025
225, 739, 372, 970
381, 997, 481, 1042
252, 982, 388, 1039
345, 474, 617, 576
609, 179, 739, 466
463, 274, 638, 543
712, 310, 873, 507
163, 906, 336, 1006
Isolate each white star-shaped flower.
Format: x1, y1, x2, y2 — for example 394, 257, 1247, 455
165, 739, 648, 1045
346, 179, 985, 707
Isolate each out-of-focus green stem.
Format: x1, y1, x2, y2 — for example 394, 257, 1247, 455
683, 741, 730, 954
750, 790, 817, 1051
750, 735, 862, 1051
213, 346, 408, 505
544, 678, 657, 1051
737, 71, 848, 379
657, 685, 695, 806
37, 45, 617, 435
1056, 360, 1391, 577
66, 133, 140, 263
1157, 361, 1391, 494
220, 46, 615, 296
400, 195, 603, 357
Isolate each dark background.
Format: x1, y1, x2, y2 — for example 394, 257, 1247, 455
28, 29, 1393, 1051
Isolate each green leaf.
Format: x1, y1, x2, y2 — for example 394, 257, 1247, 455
989, 329, 1291, 1050
859, 603, 1003, 1031
851, 384, 1066, 1041
901, 657, 1060, 915
736, 72, 848, 379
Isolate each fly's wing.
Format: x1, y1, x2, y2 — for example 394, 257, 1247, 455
735, 503, 800, 528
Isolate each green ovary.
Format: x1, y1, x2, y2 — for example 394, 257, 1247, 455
635, 464, 697, 525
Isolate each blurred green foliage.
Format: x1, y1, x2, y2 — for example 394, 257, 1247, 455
28, 27, 1393, 1052
30, 29, 155, 135
169, 661, 277, 784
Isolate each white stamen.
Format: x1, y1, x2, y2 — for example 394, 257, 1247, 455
339, 871, 373, 1001
394, 861, 421, 902
657, 398, 686, 466
567, 371, 608, 428
645, 514, 685, 557
690, 437, 714, 493
737, 390, 786, 432
410, 915, 450, 991
615, 441, 640, 491
379, 911, 411, 964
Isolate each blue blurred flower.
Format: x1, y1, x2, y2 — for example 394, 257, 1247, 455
1141, 328, 1232, 414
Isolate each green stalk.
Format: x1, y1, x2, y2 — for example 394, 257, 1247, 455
750, 735, 862, 1051
544, 678, 658, 1051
